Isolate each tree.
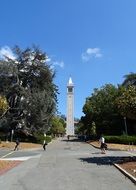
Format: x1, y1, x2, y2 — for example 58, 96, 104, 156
116, 85, 136, 120
50, 116, 65, 136
122, 72, 136, 87
74, 117, 85, 135
82, 84, 123, 135
117, 73, 136, 134
0, 46, 58, 136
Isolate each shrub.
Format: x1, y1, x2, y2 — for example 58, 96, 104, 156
34, 133, 52, 144
45, 135, 52, 143
105, 135, 136, 145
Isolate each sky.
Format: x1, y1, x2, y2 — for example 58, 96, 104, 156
0, 0, 136, 118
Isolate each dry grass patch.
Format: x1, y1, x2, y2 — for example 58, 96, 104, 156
0, 160, 13, 170
118, 161, 136, 178
88, 141, 136, 151
0, 160, 22, 175
0, 160, 15, 170
0, 141, 42, 150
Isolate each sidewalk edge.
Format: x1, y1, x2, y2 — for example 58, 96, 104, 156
113, 163, 136, 185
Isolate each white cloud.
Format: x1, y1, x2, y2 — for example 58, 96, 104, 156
46, 57, 51, 62
46, 55, 51, 63
0, 46, 16, 60
81, 48, 102, 62
46, 55, 64, 69
53, 61, 64, 68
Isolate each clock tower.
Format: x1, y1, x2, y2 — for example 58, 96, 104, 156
66, 77, 74, 136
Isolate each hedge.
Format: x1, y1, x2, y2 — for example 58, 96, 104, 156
105, 135, 136, 145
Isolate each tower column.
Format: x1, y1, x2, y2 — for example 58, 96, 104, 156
66, 77, 74, 136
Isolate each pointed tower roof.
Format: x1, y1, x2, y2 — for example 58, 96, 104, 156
67, 77, 74, 86
69, 77, 73, 84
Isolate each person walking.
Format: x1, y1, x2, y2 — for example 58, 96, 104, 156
99, 135, 106, 154
14, 138, 20, 151
43, 140, 47, 150
67, 135, 70, 141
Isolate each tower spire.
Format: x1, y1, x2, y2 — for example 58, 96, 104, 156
69, 77, 73, 84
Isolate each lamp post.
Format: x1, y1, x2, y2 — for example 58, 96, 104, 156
124, 116, 128, 135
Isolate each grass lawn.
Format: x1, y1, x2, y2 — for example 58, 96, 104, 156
0, 141, 42, 150
89, 140, 136, 151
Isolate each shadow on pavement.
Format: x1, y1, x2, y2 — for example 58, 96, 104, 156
79, 156, 136, 166
61, 138, 83, 142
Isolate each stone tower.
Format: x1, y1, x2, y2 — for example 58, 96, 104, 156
66, 77, 74, 136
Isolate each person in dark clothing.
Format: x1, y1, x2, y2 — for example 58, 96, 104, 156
14, 138, 20, 151
43, 140, 47, 150
67, 135, 70, 141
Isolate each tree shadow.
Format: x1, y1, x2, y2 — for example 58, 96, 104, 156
61, 138, 83, 142
79, 156, 136, 166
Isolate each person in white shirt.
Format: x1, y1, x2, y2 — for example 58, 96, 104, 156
99, 135, 106, 154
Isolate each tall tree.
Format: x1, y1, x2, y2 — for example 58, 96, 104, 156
0, 46, 58, 135
82, 84, 123, 135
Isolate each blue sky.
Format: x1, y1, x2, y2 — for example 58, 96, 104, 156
0, 0, 136, 118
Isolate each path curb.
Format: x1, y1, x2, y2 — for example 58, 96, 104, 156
88, 142, 136, 184
113, 163, 136, 185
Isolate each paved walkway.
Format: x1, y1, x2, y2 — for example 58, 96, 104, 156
0, 137, 135, 190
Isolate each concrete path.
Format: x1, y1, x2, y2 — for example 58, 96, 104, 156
0, 137, 135, 190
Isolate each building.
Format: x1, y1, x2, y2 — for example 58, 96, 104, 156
66, 77, 74, 136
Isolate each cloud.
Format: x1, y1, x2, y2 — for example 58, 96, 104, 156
0, 46, 16, 60
46, 55, 64, 69
52, 61, 64, 68
81, 48, 102, 62
46, 55, 51, 63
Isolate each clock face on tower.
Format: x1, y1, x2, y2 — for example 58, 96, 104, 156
68, 87, 73, 93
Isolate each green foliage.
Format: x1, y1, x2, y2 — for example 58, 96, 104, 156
105, 135, 136, 145
0, 46, 58, 135
34, 133, 52, 144
82, 84, 122, 135
50, 116, 66, 136
45, 135, 52, 143
75, 120, 85, 135
83, 84, 119, 118
122, 72, 136, 86
78, 73, 136, 137
91, 121, 96, 136
0, 96, 9, 117
116, 86, 136, 120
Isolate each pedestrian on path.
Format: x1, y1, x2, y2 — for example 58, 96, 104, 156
67, 135, 70, 141
99, 135, 106, 154
43, 140, 47, 150
14, 138, 20, 151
